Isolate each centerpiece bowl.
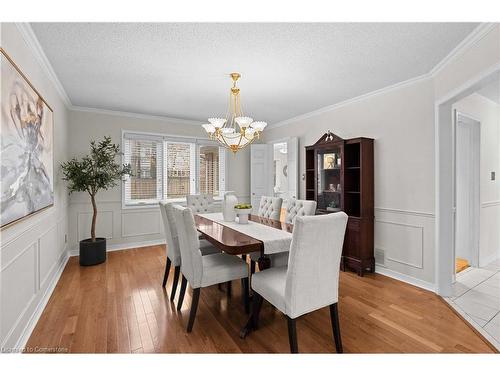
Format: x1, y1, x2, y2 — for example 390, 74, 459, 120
234, 204, 252, 224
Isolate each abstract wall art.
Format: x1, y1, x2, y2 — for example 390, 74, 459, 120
1, 48, 54, 228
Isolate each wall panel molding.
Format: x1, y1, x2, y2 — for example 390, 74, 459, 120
375, 207, 435, 218
376, 220, 425, 269
76, 210, 114, 241
121, 210, 161, 238
482, 200, 500, 208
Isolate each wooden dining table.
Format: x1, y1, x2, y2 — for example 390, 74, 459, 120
194, 213, 294, 338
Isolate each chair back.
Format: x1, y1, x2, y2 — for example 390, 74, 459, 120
258, 196, 283, 220
284, 198, 317, 224
187, 194, 214, 213
285, 212, 348, 318
159, 202, 181, 266
172, 205, 203, 287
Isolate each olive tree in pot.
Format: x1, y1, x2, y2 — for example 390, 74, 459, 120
61, 136, 131, 266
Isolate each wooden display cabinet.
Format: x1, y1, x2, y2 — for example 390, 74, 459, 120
305, 132, 374, 276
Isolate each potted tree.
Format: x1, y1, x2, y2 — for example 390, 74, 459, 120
61, 136, 131, 266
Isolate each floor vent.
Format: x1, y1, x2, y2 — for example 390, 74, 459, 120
375, 248, 385, 266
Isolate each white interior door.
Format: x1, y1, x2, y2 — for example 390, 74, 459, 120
455, 113, 480, 268
251, 144, 269, 214
287, 137, 298, 200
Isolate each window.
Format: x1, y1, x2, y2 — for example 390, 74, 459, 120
123, 132, 226, 206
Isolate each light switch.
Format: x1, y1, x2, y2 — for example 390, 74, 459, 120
491, 171, 496, 181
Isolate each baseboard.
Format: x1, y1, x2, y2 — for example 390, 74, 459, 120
375, 266, 436, 293
68, 238, 165, 257
13, 249, 70, 351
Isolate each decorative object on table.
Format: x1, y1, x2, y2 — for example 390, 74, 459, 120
1, 48, 54, 228
234, 204, 252, 224
222, 191, 238, 222
61, 136, 131, 266
324, 153, 336, 169
305, 132, 374, 276
329, 183, 335, 191
200, 73, 267, 153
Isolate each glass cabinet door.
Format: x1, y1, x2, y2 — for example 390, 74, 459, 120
316, 146, 342, 212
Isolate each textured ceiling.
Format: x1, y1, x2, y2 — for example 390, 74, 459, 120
31, 23, 479, 124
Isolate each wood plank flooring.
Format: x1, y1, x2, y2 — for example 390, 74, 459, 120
26, 245, 495, 353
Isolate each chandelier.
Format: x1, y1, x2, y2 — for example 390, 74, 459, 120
201, 73, 267, 153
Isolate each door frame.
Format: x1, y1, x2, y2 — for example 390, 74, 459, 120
454, 111, 481, 271
435, 64, 500, 296
266, 136, 299, 200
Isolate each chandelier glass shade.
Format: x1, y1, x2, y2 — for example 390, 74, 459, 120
201, 73, 267, 153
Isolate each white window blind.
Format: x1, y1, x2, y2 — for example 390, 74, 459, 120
123, 132, 227, 206
123, 135, 163, 205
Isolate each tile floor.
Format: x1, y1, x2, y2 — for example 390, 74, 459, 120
449, 259, 500, 348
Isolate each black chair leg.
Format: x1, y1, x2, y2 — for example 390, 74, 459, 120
240, 255, 247, 290
251, 292, 263, 329
250, 260, 256, 274
226, 281, 232, 298
162, 258, 171, 288
286, 316, 298, 353
170, 266, 180, 301
242, 277, 250, 313
177, 275, 188, 311
330, 303, 343, 353
187, 288, 201, 332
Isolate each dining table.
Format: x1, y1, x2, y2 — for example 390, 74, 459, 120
194, 212, 294, 338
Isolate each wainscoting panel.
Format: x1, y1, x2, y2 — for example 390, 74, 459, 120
1, 242, 37, 343
122, 210, 161, 238
376, 221, 424, 269
374, 207, 435, 285
39, 225, 60, 290
77, 210, 114, 241
479, 201, 500, 267
0, 207, 69, 350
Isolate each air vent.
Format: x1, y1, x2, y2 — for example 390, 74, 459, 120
375, 248, 385, 266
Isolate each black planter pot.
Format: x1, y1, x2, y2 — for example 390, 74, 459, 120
79, 237, 107, 266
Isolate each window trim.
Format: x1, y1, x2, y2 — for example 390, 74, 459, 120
121, 130, 228, 209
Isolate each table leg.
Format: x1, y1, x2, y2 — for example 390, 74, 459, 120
240, 253, 270, 339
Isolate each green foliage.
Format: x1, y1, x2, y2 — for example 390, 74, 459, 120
234, 204, 252, 209
61, 136, 131, 196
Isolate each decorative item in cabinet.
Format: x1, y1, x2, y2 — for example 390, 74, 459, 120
305, 131, 374, 276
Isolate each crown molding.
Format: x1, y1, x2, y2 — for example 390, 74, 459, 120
429, 23, 498, 77
69, 105, 202, 125
15, 22, 72, 107
269, 22, 498, 130
268, 73, 432, 130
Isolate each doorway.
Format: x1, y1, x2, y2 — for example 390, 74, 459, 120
454, 112, 480, 272
250, 137, 298, 216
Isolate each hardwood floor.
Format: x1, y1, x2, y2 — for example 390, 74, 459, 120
26, 245, 495, 353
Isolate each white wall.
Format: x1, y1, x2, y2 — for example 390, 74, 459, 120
67, 109, 250, 252
263, 77, 437, 287
0, 23, 69, 350
453, 93, 500, 266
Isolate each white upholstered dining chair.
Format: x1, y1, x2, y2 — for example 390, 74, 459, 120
249, 212, 348, 353
159, 202, 219, 302
257, 196, 283, 220
173, 206, 250, 332
284, 198, 317, 224
249, 196, 285, 270
186, 194, 214, 213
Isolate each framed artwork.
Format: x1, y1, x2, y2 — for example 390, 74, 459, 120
323, 153, 336, 169
1, 48, 54, 228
